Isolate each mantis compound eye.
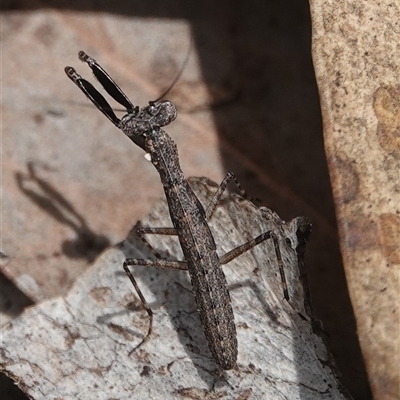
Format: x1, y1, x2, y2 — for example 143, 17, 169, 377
154, 100, 177, 127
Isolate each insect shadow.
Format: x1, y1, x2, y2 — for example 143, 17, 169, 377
15, 161, 110, 262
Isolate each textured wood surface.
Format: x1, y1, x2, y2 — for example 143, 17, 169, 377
310, 2, 399, 399
1, 178, 351, 400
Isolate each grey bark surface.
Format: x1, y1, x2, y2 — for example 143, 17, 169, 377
1, 178, 351, 399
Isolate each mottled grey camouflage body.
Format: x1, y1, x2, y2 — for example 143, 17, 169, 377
120, 102, 237, 369
66, 55, 283, 370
